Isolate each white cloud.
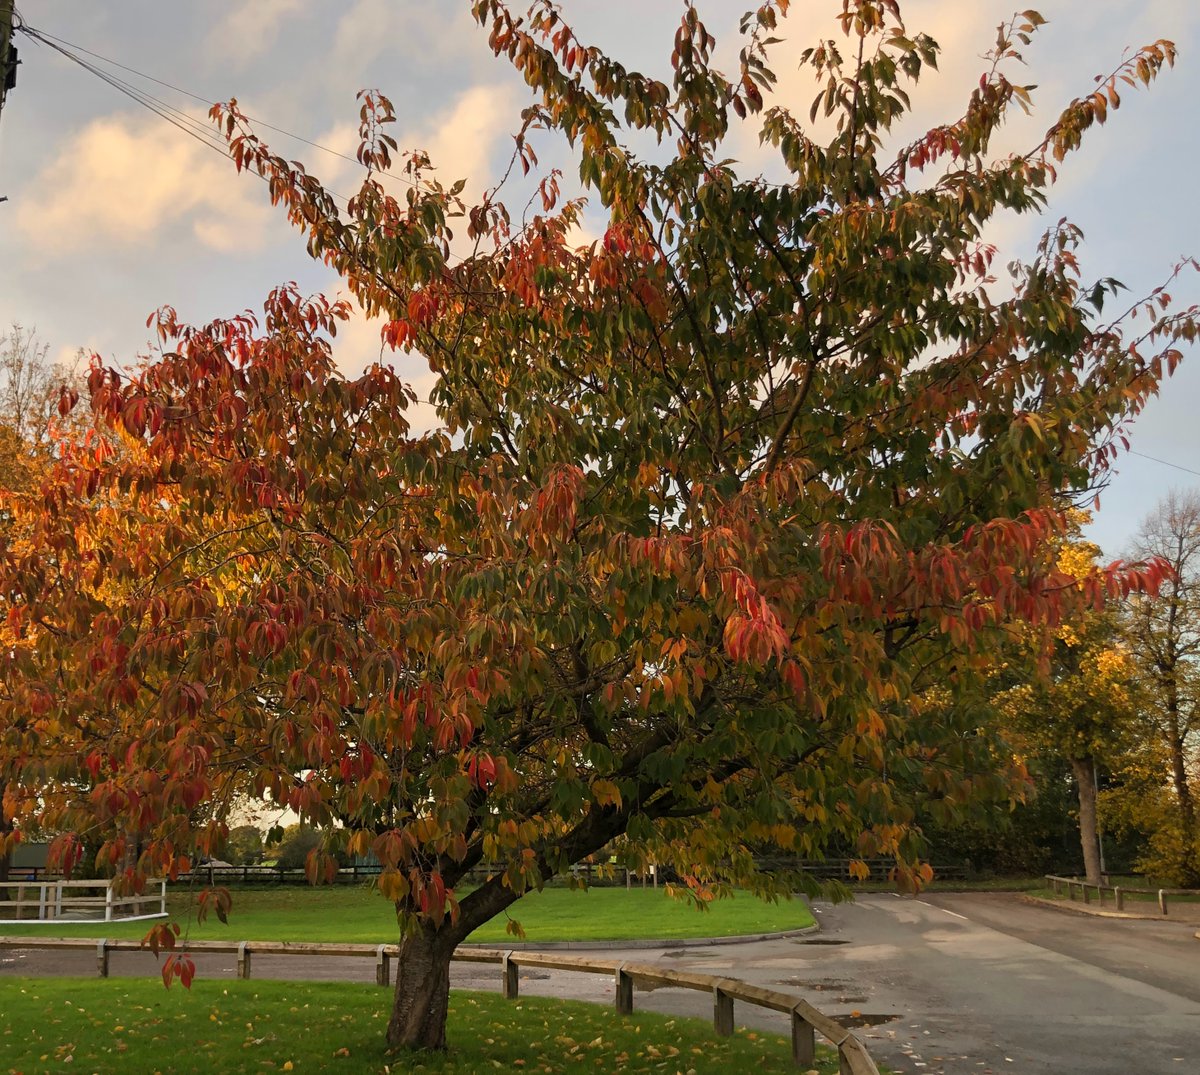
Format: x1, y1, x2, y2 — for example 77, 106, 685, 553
209, 0, 309, 66
329, 305, 441, 436
329, 0, 477, 82
14, 113, 278, 258
421, 84, 517, 200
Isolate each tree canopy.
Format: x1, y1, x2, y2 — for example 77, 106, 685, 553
1114, 490, 1200, 884
0, 325, 84, 894
0, 0, 1193, 1051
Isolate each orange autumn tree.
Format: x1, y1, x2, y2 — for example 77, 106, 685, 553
0, 326, 85, 895
1, 0, 1195, 1051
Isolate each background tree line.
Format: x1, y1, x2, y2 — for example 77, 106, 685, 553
918, 497, 1200, 886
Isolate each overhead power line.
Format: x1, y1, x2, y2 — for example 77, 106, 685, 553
13, 16, 473, 305
1128, 450, 1200, 479
19, 25, 233, 159
23, 25, 427, 190
14, 20, 434, 209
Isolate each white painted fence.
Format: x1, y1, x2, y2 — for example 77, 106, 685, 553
0, 878, 166, 924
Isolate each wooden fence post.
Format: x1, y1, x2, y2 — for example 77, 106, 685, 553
791, 1003, 815, 1066
839, 1035, 876, 1075
1159, 890, 1168, 915
713, 982, 734, 1037
501, 951, 519, 1000
237, 941, 252, 980
615, 963, 634, 1016
96, 939, 109, 978
1114, 887, 1124, 911
375, 945, 390, 987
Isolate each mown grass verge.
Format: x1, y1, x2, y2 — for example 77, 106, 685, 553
0, 885, 815, 944
0, 977, 843, 1074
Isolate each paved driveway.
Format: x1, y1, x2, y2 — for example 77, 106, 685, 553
4, 893, 1198, 1073
534, 893, 1200, 1074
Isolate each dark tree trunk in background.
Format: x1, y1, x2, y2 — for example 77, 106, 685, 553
1070, 756, 1104, 885
0, 780, 11, 903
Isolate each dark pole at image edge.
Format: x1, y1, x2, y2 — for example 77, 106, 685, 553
0, 0, 17, 200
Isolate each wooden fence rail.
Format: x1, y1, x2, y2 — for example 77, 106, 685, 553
147, 857, 969, 888
1044, 874, 1200, 915
0, 936, 879, 1074
0, 879, 167, 924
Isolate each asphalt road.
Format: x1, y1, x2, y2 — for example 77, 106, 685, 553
499, 893, 1200, 1074
3, 893, 1198, 1074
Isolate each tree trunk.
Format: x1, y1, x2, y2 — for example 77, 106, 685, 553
385, 876, 524, 1051
0, 780, 11, 903
1163, 680, 1199, 883
383, 802, 634, 1050
1167, 724, 1195, 834
1070, 755, 1103, 885
386, 923, 458, 1050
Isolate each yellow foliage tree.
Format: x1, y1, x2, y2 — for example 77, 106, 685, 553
995, 531, 1141, 884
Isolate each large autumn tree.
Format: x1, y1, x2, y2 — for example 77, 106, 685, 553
1, 0, 1194, 1051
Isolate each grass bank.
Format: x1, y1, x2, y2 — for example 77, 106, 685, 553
0, 885, 815, 944
0, 977, 843, 1074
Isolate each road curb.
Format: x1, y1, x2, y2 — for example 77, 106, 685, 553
458, 922, 821, 951
1019, 894, 1171, 921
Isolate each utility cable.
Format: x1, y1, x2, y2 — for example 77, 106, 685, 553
15, 21, 472, 271
18, 27, 275, 173
1128, 450, 1200, 479
16, 21, 428, 196
14, 17, 478, 339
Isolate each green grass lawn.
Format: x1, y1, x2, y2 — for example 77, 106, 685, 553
0, 885, 814, 944
0, 977, 842, 1074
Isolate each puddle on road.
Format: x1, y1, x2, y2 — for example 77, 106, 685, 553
840, 1012, 896, 1028
790, 937, 849, 945
775, 975, 855, 991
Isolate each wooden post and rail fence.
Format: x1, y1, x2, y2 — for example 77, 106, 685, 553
0, 936, 880, 1073
7, 857, 970, 887
1044, 874, 1200, 915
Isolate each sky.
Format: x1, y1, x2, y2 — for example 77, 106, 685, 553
1, 0, 1197, 559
